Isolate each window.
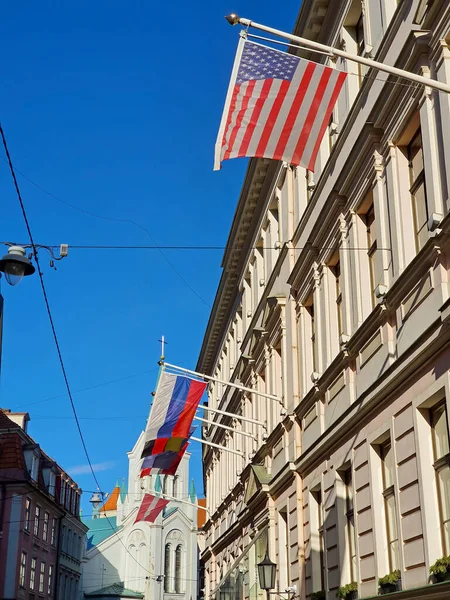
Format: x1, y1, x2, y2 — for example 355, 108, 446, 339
331, 258, 343, 337
343, 0, 365, 86
34, 505, 41, 537
43, 512, 49, 542
30, 454, 39, 480
278, 509, 290, 590
60, 478, 66, 506
408, 129, 428, 251
364, 201, 378, 308
305, 295, 316, 372
51, 518, 57, 546
164, 544, 171, 592
344, 469, 357, 581
30, 557, 37, 590
24, 498, 31, 532
39, 562, 46, 593
431, 402, 450, 554
175, 545, 183, 593
381, 439, 399, 572
19, 552, 27, 587
48, 564, 54, 596
311, 489, 325, 590
173, 475, 179, 498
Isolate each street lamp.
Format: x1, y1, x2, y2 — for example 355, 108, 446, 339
0, 246, 35, 286
257, 553, 277, 592
0, 242, 68, 287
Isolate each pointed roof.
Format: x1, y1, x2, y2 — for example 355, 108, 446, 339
189, 478, 196, 503
84, 582, 144, 598
99, 480, 120, 513
120, 478, 127, 503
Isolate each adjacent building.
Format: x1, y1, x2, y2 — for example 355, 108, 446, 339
82, 429, 200, 600
197, 1, 450, 600
0, 408, 87, 600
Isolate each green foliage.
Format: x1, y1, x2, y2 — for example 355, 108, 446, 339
311, 592, 326, 600
378, 570, 401, 586
336, 582, 358, 598
429, 556, 450, 580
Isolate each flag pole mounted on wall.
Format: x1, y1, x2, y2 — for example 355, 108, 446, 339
224, 14, 450, 94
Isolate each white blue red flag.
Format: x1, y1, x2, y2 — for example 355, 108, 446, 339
141, 371, 206, 459
134, 493, 169, 524
214, 38, 347, 172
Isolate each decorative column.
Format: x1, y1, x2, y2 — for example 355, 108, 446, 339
435, 40, 450, 212
373, 150, 393, 290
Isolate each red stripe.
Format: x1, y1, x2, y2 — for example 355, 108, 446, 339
223, 80, 256, 160
254, 80, 291, 157
238, 79, 273, 156
172, 380, 206, 438
221, 85, 241, 152
152, 437, 168, 454
134, 493, 154, 523
148, 498, 168, 522
291, 67, 333, 166
272, 62, 317, 161
307, 71, 347, 171
140, 468, 151, 478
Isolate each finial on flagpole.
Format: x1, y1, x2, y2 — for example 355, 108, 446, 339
225, 13, 240, 25
158, 336, 167, 361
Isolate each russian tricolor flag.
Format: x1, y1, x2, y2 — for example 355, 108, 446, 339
141, 372, 206, 460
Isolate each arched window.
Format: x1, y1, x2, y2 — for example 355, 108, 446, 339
173, 475, 179, 498
164, 544, 171, 592
175, 544, 183, 593
163, 476, 169, 495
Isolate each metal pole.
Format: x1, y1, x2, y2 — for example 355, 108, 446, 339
163, 361, 283, 404
191, 436, 243, 456
155, 491, 210, 515
227, 15, 450, 94
194, 415, 257, 440
199, 404, 265, 427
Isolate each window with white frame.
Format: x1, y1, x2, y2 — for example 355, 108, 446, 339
304, 295, 316, 373
358, 191, 378, 309
48, 564, 54, 595
407, 128, 428, 252
43, 512, 49, 542
344, 468, 357, 582
330, 254, 344, 339
34, 505, 41, 537
30, 556, 36, 590
430, 402, 450, 554
39, 561, 46, 593
24, 498, 31, 532
19, 551, 27, 587
380, 438, 399, 572
30, 453, 39, 481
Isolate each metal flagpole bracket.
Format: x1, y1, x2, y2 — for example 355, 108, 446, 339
224, 14, 450, 94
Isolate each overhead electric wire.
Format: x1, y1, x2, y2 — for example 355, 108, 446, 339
15, 366, 159, 410
0, 123, 154, 576
0, 155, 211, 307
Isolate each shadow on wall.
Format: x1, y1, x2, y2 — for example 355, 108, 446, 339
82, 554, 121, 597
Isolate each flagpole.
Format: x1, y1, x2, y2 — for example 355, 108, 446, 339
190, 436, 244, 456
155, 491, 210, 515
194, 415, 257, 440
199, 404, 265, 427
225, 14, 450, 94
162, 361, 284, 405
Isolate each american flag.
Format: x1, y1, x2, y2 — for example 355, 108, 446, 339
134, 493, 169, 524
214, 38, 347, 172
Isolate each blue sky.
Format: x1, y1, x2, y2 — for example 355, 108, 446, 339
0, 1, 299, 514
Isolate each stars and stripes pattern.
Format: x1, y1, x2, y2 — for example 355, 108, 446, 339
214, 38, 347, 172
134, 493, 169, 524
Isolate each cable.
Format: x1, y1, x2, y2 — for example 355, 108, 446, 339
0, 156, 211, 307
0, 123, 153, 576
15, 366, 159, 410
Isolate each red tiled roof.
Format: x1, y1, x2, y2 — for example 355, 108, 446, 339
0, 432, 25, 471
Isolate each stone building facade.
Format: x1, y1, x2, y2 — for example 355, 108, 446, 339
197, 1, 450, 599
